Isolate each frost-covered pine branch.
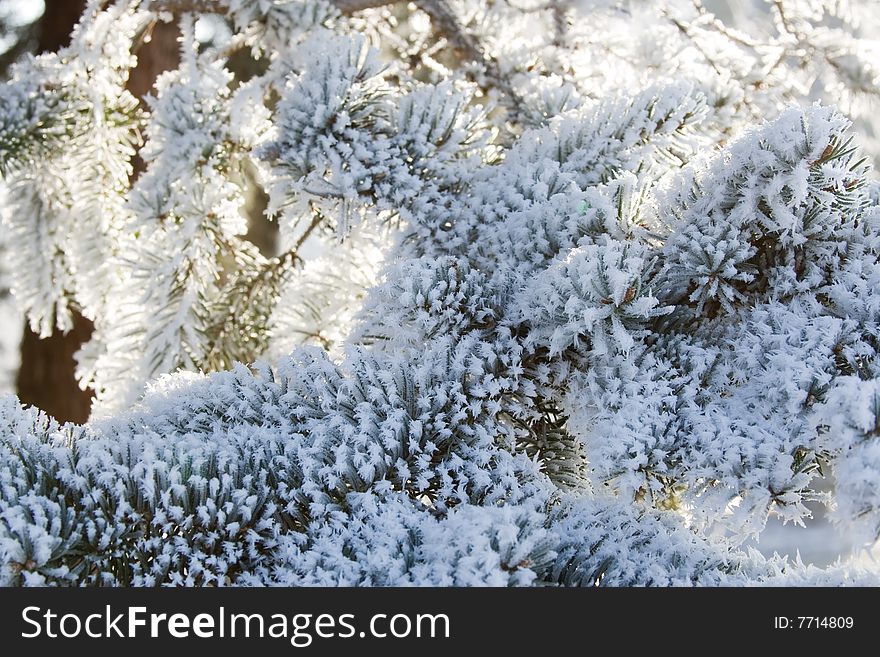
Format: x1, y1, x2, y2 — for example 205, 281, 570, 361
2, 0, 880, 586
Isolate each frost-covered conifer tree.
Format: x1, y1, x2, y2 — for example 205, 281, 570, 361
2, 0, 880, 586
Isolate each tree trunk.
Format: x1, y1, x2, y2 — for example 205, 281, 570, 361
15, 4, 179, 424
16, 312, 94, 424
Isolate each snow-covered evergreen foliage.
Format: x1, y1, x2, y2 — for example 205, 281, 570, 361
2, 0, 880, 586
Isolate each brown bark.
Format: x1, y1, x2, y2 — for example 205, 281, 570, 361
16, 5, 180, 424
16, 312, 94, 424
36, 0, 86, 52
126, 19, 181, 101
127, 19, 181, 179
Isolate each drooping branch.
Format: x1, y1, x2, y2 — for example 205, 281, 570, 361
414, 0, 524, 119
149, 0, 524, 119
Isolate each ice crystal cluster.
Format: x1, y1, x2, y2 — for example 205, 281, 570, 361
2, 0, 880, 586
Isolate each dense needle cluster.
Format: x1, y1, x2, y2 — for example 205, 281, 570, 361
1, 0, 880, 586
